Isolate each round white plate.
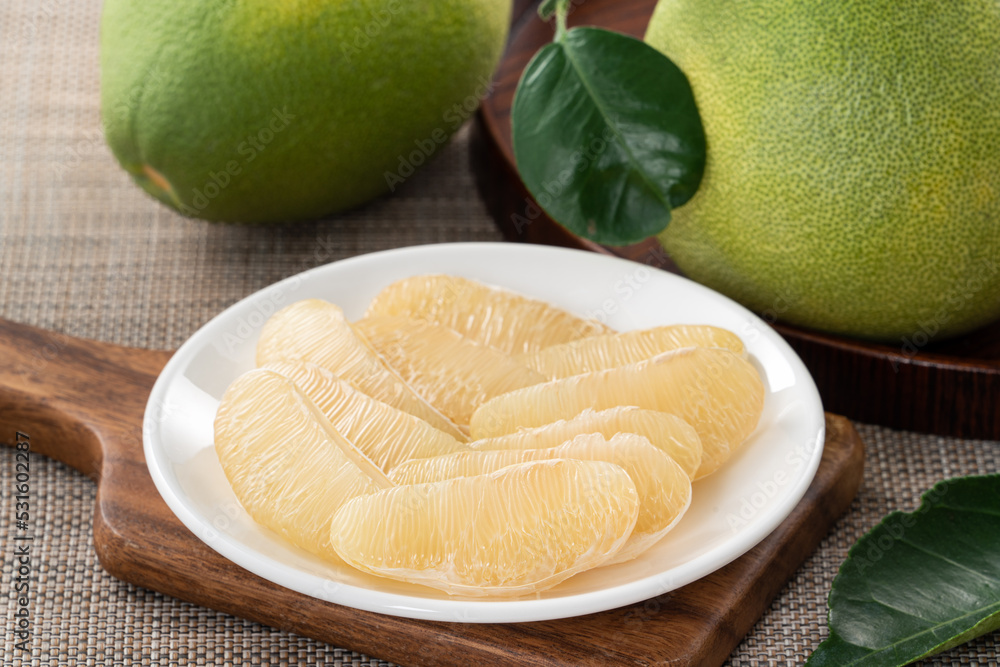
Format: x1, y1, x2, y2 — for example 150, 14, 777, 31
143, 242, 825, 624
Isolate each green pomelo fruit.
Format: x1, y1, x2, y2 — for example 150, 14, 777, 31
100, 0, 511, 223
646, 0, 1000, 342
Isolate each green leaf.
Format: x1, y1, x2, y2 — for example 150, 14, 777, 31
511, 26, 705, 246
808, 474, 1000, 667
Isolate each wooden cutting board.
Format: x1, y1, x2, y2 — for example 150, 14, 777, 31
472, 0, 1000, 440
0, 317, 864, 666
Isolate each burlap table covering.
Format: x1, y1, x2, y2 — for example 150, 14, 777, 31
1, 1, 998, 664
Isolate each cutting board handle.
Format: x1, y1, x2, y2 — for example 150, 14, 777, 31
0, 318, 172, 480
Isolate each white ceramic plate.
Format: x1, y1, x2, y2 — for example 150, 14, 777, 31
143, 242, 825, 623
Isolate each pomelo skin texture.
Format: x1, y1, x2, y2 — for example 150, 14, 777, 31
100, 0, 511, 223
646, 0, 1000, 342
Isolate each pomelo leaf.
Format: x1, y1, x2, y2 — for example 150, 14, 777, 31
511, 26, 705, 246
808, 474, 1000, 667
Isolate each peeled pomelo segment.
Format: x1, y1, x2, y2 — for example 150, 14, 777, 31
261, 360, 468, 473
330, 458, 639, 597
255, 299, 465, 441
363, 274, 612, 356
213, 369, 391, 560
468, 406, 702, 480
353, 315, 546, 431
522, 324, 747, 380
470, 347, 764, 479
390, 432, 691, 564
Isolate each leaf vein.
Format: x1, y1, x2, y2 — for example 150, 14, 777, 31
838, 602, 1000, 665
897, 536, 1000, 585
560, 35, 671, 215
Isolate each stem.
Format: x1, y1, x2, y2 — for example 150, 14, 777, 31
554, 0, 569, 42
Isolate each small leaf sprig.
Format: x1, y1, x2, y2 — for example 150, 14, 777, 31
511, 0, 705, 246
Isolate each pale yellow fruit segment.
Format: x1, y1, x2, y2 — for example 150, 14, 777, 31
390, 432, 691, 564
213, 369, 391, 559
364, 274, 612, 355
353, 315, 545, 431
330, 459, 639, 597
255, 299, 465, 441
261, 360, 468, 473
468, 406, 702, 480
522, 324, 747, 380
470, 347, 764, 479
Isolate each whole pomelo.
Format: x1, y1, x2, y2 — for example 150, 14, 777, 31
645, 0, 1000, 342
100, 0, 511, 223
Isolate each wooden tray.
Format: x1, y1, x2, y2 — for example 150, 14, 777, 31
472, 0, 1000, 440
0, 317, 863, 666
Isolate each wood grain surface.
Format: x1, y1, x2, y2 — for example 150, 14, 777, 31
0, 317, 864, 666
471, 0, 1000, 440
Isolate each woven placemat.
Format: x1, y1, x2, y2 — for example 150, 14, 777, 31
2, 1, 998, 665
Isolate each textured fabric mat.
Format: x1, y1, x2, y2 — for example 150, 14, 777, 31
1, 0, 999, 665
